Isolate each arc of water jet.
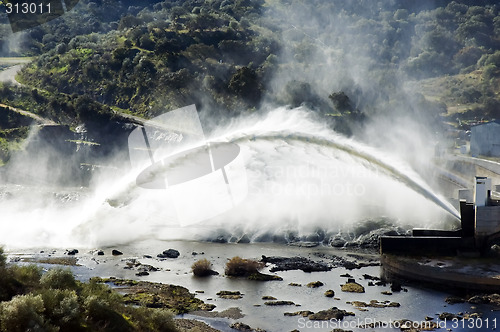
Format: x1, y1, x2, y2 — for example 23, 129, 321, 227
228, 131, 461, 220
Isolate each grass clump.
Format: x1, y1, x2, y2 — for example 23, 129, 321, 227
191, 259, 218, 277
225, 256, 265, 277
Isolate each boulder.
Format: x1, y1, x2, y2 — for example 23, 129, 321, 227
341, 282, 365, 293
157, 249, 180, 258
308, 307, 354, 320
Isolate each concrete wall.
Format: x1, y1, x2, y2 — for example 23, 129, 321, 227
471, 122, 500, 157
475, 206, 500, 237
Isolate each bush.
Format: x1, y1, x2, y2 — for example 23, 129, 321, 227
127, 307, 177, 332
0, 247, 5, 269
10, 265, 42, 289
39, 289, 81, 330
40, 268, 78, 290
191, 259, 215, 277
80, 279, 123, 311
0, 294, 49, 332
225, 256, 264, 277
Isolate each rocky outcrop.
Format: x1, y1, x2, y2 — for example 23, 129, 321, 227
261, 256, 331, 272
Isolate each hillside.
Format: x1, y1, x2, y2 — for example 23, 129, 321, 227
0, 0, 499, 163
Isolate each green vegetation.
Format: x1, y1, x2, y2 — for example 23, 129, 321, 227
0, 249, 178, 331
0, 0, 499, 159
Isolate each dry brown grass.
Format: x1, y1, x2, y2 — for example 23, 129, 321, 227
224, 256, 265, 277
191, 259, 216, 277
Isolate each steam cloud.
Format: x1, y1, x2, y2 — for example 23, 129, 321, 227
0, 107, 456, 249
0, 1, 459, 249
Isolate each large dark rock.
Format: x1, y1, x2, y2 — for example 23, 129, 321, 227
157, 249, 180, 258
308, 307, 354, 320
261, 256, 331, 273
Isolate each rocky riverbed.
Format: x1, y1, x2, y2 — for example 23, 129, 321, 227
5, 240, 500, 331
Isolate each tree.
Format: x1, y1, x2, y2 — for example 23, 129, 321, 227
228, 67, 262, 104
329, 91, 353, 114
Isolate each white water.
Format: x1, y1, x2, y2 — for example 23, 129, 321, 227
0, 107, 458, 249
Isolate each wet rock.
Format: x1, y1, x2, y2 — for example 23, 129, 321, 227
305, 233, 321, 242
212, 236, 227, 243
217, 291, 243, 299
112, 249, 123, 256
341, 282, 365, 293
308, 307, 354, 320
362, 274, 380, 281
66, 249, 78, 255
288, 283, 301, 287
237, 234, 251, 244
136, 271, 149, 276
97, 250, 104, 256
288, 241, 319, 248
445, 296, 466, 304
264, 300, 295, 306
261, 256, 331, 272
284, 311, 314, 317
253, 233, 273, 242
350, 300, 400, 308
329, 237, 347, 248
99, 278, 206, 314
262, 296, 277, 300
390, 282, 402, 292
248, 272, 282, 281
340, 273, 353, 278
157, 249, 180, 258
199, 303, 216, 311
229, 322, 252, 331
468, 295, 489, 304
439, 312, 461, 320
307, 281, 324, 288
230, 322, 266, 331
140, 264, 159, 272
324, 290, 335, 297
381, 291, 392, 295
488, 294, 500, 306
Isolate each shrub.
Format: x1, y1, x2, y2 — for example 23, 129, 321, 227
0, 247, 5, 269
39, 289, 81, 330
84, 295, 132, 331
191, 259, 213, 277
40, 268, 78, 290
10, 265, 42, 289
80, 279, 122, 311
225, 256, 265, 277
0, 294, 49, 332
127, 307, 177, 332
